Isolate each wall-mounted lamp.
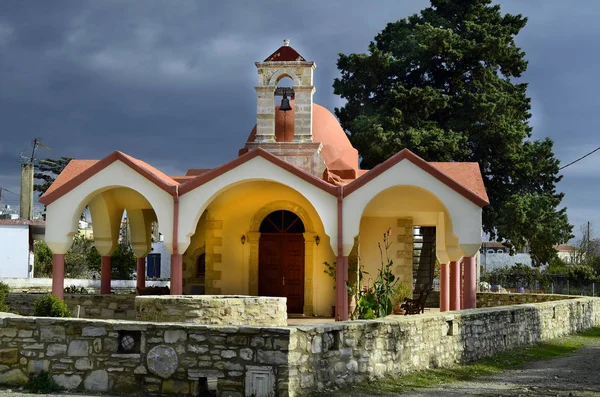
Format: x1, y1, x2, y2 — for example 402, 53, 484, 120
315, 235, 320, 246
241, 235, 246, 245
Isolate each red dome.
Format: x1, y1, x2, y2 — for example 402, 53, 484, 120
244, 101, 360, 180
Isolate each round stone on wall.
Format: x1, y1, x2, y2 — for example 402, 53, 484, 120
146, 345, 178, 379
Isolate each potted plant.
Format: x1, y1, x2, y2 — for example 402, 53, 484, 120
391, 282, 412, 315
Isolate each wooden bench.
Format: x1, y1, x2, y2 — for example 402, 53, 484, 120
401, 288, 432, 315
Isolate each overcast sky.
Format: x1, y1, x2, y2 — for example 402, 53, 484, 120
0, 1, 598, 240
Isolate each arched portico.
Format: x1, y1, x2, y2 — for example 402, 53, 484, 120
177, 152, 338, 256
339, 153, 485, 316
41, 159, 175, 298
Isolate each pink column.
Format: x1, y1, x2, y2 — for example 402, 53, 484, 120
100, 256, 111, 295
440, 263, 450, 312
336, 255, 349, 321
136, 257, 146, 293
463, 256, 477, 309
460, 260, 464, 309
449, 261, 460, 310
170, 254, 183, 295
51, 254, 65, 300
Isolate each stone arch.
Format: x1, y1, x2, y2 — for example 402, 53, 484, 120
268, 69, 301, 86
247, 200, 317, 315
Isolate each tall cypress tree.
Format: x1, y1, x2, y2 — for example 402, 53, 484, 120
333, 0, 572, 265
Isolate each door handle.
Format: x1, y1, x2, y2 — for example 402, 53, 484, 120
282, 277, 285, 286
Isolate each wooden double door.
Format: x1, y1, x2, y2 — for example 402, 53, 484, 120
258, 233, 305, 313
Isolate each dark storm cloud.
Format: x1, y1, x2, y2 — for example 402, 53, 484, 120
0, 0, 598, 237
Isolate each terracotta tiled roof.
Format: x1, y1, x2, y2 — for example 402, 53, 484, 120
39, 152, 179, 205
179, 148, 338, 196
429, 162, 490, 205
170, 176, 196, 183
555, 244, 577, 252
344, 149, 489, 207
264, 45, 306, 62
185, 169, 212, 176
43, 160, 99, 198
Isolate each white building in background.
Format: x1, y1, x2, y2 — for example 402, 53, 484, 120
0, 219, 45, 278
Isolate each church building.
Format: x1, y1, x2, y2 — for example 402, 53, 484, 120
39, 40, 488, 320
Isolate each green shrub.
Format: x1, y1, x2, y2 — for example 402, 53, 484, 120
0, 281, 9, 295
33, 295, 71, 317
25, 372, 60, 393
64, 285, 87, 294
0, 281, 10, 312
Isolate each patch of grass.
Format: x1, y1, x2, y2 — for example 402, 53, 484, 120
311, 327, 600, 396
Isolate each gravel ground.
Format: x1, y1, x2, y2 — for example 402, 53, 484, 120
405, 340, 600, 396
1, 341, 598, 397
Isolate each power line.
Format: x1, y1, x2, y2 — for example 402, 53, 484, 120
0, 188, 20, 197
560, 146, 600, 170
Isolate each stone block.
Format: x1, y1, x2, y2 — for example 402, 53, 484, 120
0, 348, 18, 364
257, 350, 287, 365
68, 340, 89, 357
162, 379, 190, 394
82, 327, 107, 337
84, 370, 109, 392
53, 374, 82, 390
18, 330, 33, 338
221, 350, 237, 358
46, 344, 67, 357
0, 368, 28, 386
27, 359, 50, 374
164, 330, 187, 343
75, 358, 93, 370
0, 328, 17, 338
40, 326, 65, 342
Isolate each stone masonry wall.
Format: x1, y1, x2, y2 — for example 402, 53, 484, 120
136, 296, 287, 327
0, 314, 292, 396
287, 297, 600, 395
5, 294, 137, 320
477, 292, 577, 308
2, 296, 599, 396
395, 218, 413, 287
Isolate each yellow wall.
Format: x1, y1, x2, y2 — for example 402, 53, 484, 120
183, 212, 207, 294
359, 217, 414, 286
182, 181, 336, 316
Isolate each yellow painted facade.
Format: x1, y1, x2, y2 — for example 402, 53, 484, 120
180, 181, 337, 316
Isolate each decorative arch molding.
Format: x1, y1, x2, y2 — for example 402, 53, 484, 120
267, 68, 301, 86
247, 200, 316, 316
250, 200, 314, 233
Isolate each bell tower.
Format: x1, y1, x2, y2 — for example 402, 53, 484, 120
242, 40, 326, 177
254, 39, 316, 143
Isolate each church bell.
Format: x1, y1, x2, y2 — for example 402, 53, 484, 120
279, 95, 292, 112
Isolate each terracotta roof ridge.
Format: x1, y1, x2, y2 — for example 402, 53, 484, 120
179, 147, 337, 196
344, 149, 489, 206
39, 151, 179, 205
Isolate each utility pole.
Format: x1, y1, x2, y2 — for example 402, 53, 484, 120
587, 221, 591, 259
19, 138, 51, 220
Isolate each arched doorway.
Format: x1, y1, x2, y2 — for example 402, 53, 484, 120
258, 210, 305, 313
